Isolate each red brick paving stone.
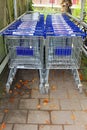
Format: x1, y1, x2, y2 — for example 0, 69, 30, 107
67, 89, 87, 99
73, 111, 87, 125
6, 110, 27, 123
56, 81, 74, 90
62, 81, 75, 88
40, 98, 60, 110
80, 99, 87, 110
2, 124, 13, 130
0, 98, 19, 110
64, 125, 86, 130
50, 89, 68, 99
13, 124, 38, 130
19, 99, 39, 110
49, 80, 57, 87
39, 125, 63, 130
28, 111, 50, 124
51, 111, 74, 124
31, 90, 49, 99
52, 70, 73, 83
60, 99, 82, 110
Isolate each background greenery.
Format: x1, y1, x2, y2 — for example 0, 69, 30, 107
0, 0, 27, 63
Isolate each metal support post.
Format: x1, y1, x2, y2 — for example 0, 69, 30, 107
13, 0, 17, 19
80, 0, 85, 21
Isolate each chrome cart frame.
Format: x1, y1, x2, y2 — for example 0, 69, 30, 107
5, 36, 45, 93
44, 36, 83, 93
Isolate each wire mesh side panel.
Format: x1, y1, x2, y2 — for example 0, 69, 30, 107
5, 36, 44, 69
45, 36, 82, 69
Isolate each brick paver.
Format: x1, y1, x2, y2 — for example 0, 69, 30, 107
40, 98, 60, 110
67, 89, 86, 99
32, 90, 49, 99
0, 98, 19, 110
13, 124, 38, 130
64, 125, 86, 130
39, 125, 63, 130
60, 99, 82, 110
73, 111, 87, 125
51, 111, 74, 124
80, 99, 87, 110
3, 124, 13, 130
50, 89, 68, 99
28, 111, 50, 124
19, 99, 39, 110
0, 69, 87, 130
6, 110, 27, 123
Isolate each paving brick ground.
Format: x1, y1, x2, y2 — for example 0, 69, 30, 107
0, 69, 87, 130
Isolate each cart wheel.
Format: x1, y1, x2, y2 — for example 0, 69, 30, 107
78, 84, 83, 93
6, 84, 10, 93
39, 84, 45, 94
45, 84, 49, 94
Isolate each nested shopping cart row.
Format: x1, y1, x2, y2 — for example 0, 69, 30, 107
2, 12, 45, 93
43, 14, 85, 93
44, 36, 83, 93
5, 36, 45, 93
1, 12, 85, 93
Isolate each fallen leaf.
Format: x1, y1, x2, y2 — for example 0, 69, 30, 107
4, 109, 9, 113
45, 120, 50, 124
19, 80, 23, 83
39, 125, 44, 128
9, 90, 13, 94
43, 99, 49, 105
83, 110, 87, 113
80, 75, 83, 80
0, 122, 6, 130
16, 84, 21, 89
37, 104, 41, 109
23, 80, 29, 85
85, 125, 87, 129
51, 85, 56, 90
71, 114, 76, 120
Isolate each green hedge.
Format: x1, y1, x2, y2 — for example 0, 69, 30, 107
0, 0, 27, 63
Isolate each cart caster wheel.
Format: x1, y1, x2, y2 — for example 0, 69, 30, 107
78, 84, 83, 93
39, 84, 45, 94
45, 84, 49, 94
6, 82, 10, 93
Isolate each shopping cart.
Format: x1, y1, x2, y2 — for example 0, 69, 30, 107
2, 12, 45, 93
44, 14, 84, 93
44, 36, 83, 93
4, 36, 44, 93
